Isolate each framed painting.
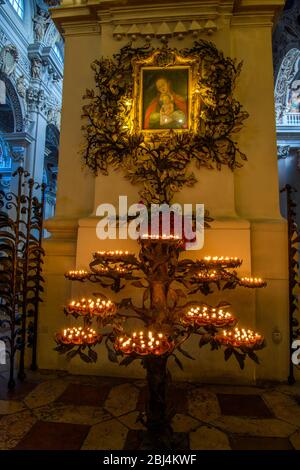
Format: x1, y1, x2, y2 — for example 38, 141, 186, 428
141, 67, 190, 130
133, 49, 200, 135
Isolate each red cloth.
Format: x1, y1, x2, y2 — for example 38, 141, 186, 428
144, 93, 188, 129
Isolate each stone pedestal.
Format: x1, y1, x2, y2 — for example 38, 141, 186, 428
39, 0, 296, 383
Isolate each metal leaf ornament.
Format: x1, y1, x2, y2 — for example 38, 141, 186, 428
81, 40, 248, 205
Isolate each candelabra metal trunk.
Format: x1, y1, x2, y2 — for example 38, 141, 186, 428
144, 355, 172, 447
143, 243, 175, 448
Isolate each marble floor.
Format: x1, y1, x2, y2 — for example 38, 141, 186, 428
0, 370, 300, 450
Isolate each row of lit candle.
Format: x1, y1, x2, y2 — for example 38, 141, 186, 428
201, 256, 242, 268
196, 272, 266, 289
183, 305, 236, 328
94, 267, 109, 273
56, 327, 101, 345
94, 266, 128, 274
94, 250, 130, 257
115, 331, 171, 356
140, 234, 181, 240
113, 266, 128, 273
196, 270, 220, 281
65, 298, 116, 317
239, 277, 266, 288
65, 270, 89, 280
216, 327, 263, 348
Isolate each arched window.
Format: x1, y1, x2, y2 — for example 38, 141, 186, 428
8, 0, 24, 20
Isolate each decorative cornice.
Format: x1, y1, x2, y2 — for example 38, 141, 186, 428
231, 0, 284, 26
51, 0, 283, 39
276, 128, 300, 148
233, 0, 284, 12
111, 20, 218, 42
61, 21, 101, 36
0, 132, 35, 146
230, 12, 278, 27
44, 216, 79, 241
51, 6, 94, 26
51, 1, 230, 37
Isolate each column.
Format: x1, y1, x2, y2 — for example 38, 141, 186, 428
37, 11, 101, 371
231, 2, 289, 382
231, 6, 283, 219
51, 21, 100, 222
25, 111, 47, 184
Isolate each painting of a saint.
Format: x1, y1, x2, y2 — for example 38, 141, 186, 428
141, 68, 189, 130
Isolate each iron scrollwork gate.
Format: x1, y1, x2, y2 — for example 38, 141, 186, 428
0, 167, 45, 389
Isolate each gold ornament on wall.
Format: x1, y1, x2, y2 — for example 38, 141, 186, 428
81, 40, 249, 205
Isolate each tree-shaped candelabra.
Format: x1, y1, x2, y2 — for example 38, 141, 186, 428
55, 228, 266, 448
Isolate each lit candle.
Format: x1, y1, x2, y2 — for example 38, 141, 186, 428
183, 304, 236, 328
240, 277, 266, 288
95, 250, 129, 256
140, 233, 182, 242
197, 270, 219, 281
201, 256, 242, 268
65, 297, 116, 318
216, 327, 263, 348
65, 270, 89, 281
56, 327, 101, 346
115, 331, 171, 356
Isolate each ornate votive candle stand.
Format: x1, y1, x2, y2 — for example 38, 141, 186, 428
65, 270, 89, 281
65, 298, 116, 317
56, 327, 101, 346
239, 277, 267, 288
201, 256, 242, 269
216, 327, 264, 349
183, 305, 236, 328
115, 331, 172, 356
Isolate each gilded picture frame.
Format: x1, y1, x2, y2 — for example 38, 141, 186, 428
133, 49, 200, 135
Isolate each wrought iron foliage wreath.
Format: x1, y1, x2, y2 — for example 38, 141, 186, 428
81, 40, 248, 205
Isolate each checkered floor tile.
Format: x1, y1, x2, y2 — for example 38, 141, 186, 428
0, 371, 299, 450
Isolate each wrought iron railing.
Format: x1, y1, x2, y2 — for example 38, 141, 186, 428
0, 167, 45, 389
281, 184, 300, 385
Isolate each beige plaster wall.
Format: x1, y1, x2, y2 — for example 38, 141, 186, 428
38, 0, 292, 384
